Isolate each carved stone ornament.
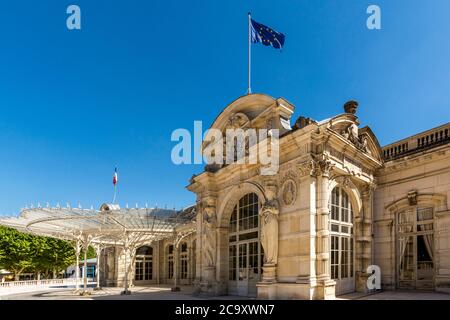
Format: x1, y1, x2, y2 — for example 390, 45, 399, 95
340, 123, 369, 153
202, 205, 217, 267
260, 200, 279, 265
343, 100, 359, 114
313, 154, 335, 177
340, 176, 351, 189
407, 190, 418, 206
298, 159, 317, 177
281, 179, 297, 206
226, 113, 249, 129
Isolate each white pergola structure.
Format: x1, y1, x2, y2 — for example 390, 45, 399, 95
0, 203, 196, 294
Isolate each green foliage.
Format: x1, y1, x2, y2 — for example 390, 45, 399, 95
80, 245, 96, 260
0, 226, 33, 279
0, 226, 95, 279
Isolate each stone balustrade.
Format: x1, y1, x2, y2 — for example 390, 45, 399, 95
0, 278, 89, 289
383, 123, 450, 160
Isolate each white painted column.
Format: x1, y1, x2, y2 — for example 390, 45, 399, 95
95, 245, 102, 289
83, 246, 88, 292
189, 244, 193, 283
121, 232, 131, 295
74, 239, 81, 292
156, 242, 160, 284
124, 246, 129, 292
172, 243, 180, 291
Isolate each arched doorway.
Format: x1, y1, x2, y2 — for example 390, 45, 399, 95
228, 193, 264, 297
397, 206, 434, 289
330, 186, 355, 295
134, 246, 153, 284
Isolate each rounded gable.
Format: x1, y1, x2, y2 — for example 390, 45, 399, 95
209, 93, 278, 132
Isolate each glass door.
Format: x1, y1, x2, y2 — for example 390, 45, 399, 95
330, 187, 355, 295
228, 193, 263, 297
237, 243, 249, 296
398, 207, 434, 289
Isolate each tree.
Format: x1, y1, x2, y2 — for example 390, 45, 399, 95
80, 245, 96, 260
0, 226, 34, 280
29, 235, 50, 280
28, 236, 75, 279
44, 237, 76, 278
0, 226, 94, 280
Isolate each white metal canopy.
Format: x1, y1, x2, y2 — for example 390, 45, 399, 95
0, 203, 196, 294
0, 204, 195, 246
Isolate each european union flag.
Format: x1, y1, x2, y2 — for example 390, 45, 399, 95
250, 18, 285, 49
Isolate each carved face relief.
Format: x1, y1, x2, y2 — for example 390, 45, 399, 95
282, 179, 297, 206
407, 190, 418, 206
227, 113, 249, 129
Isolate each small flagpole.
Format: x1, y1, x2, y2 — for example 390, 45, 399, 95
248, 12, 252, 95
112, 167, 117, 204
112, 184, 117, 204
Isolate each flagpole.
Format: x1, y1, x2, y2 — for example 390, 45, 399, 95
248, 12, 252, 95
112, 167, 117, 204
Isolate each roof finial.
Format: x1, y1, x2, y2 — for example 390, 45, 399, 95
344, 100, 358, 114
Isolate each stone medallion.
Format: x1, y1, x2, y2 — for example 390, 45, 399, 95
281, 179, 297, 206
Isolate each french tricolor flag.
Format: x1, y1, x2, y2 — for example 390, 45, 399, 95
113, 167, 118, 186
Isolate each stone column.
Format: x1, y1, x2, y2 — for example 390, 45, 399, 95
215, 227, 229, 295
435, 210, 450, 293
356, 185, 374, 292
194, 201, 202, 288
296, 160, 318, 291
315, 158, 335, 299
200, 200, 218, 295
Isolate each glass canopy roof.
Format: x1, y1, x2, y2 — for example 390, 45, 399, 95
0, 204, 196, 246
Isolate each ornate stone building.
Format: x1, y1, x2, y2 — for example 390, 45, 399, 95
187, 94, 450, 299
102, 93, 450, 300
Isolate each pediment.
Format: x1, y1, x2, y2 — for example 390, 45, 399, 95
358, 126, 383, 162
208, 93, 294, 133
327, 114, 383, 162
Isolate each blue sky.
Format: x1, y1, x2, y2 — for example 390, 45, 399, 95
1, 0, 449, 215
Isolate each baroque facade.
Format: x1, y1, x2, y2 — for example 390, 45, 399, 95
102, 94, 450, 300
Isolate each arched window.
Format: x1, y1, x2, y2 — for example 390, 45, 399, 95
167, 245, 174, 279
135, 246, 153, 281
180, 242, 188, 279
228, 193, 263, 296
329, 187, 354, 285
